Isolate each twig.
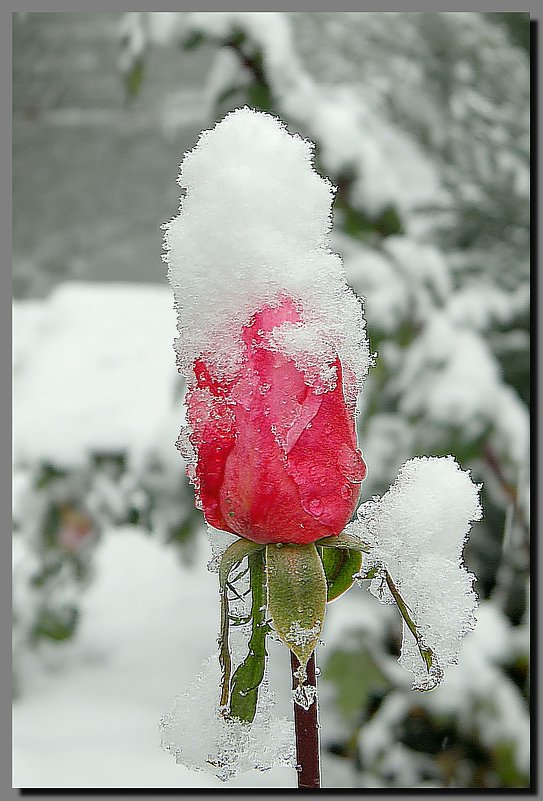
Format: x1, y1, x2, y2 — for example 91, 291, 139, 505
483, 441, 530, 545
290, 651, 321, 789
218, 583, 232, 711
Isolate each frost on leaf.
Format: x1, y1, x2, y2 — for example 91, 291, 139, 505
347, 456, 482, 690
160, 654, 295, 781
285, 620, 322, 648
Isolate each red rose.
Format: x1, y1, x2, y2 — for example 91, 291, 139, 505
184, 296, 366, 545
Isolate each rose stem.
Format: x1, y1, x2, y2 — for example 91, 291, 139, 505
290, 651, 321, 789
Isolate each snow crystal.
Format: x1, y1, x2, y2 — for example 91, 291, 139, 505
160, 654, 295, 781
285, 620, 322, 648
292, 683, 317, 711
205, 526, 239, 574
164, 107, 371, 405
348, 456, 482, 689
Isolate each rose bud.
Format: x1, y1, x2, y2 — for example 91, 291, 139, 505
165, 108, 372, 545
184, 296, 366, 545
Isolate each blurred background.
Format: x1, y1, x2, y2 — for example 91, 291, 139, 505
12, 12, 530, 790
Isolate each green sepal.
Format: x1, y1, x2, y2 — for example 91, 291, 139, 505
217, 537, 264, 711
218, 537, 265, 591
265, 542, 327, 669
320, 547, 362, 602
228, 550, 269, 723
317, 529, 371, 553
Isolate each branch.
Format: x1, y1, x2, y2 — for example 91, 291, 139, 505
291, 651, 321, 789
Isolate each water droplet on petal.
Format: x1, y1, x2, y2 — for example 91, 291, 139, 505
308, 498, 323, 516
338, 444, 366, 483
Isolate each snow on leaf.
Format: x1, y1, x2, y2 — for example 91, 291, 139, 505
348, 456, 482, 690
160, 654, 295, 781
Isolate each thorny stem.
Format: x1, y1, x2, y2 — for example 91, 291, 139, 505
229, 550, 269, 722
291, 651, 321, 789
219, 582, 232, 711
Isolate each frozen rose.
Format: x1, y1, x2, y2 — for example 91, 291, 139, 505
184, 296, 366, 545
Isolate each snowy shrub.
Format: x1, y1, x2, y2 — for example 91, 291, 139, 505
12, 285, 202, 682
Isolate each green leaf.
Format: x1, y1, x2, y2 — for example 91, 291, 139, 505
229, 550, 269, 723
32, 607, 79, 643
384, 571, 442, 687
123, 57, 145, 99
321, 547, 362, 602
35, 463, 67, 489
265, 542, 327, 669
322, 645, 389, 725
359, 565, 380, 581
247, 82, 273, 112
181, 30, 205, 51
317, 529, 371, 553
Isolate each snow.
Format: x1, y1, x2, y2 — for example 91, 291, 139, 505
205, 525, 239, 573
13, 283, 179, 468
12, 527, 297, 789
338, 234, 452, 336
423, 602, 530, 773
164, 107, 371, 403
285, 620, 322, 648
146, 12, 184, 45
446, 282, 530, 331
354, 413, 415, 498
349, 456, 482, 689
160, 655, 295, 781
395, 314, 501, 438
382, 237, 451, 320
339, 239, 410, 336
391, 310, 529, 469
321, 592, 529, 784
292, 682, 317, 711
12, 300, 45, 376
491, 385, 530, 469
184, 12, 444, 231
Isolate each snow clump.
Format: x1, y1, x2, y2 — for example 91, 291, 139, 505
160, 654, 295, 781
348, 456, 482, 690
163, 106, 371, 407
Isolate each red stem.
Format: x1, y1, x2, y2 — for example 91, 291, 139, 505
290, 651, 321, 789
